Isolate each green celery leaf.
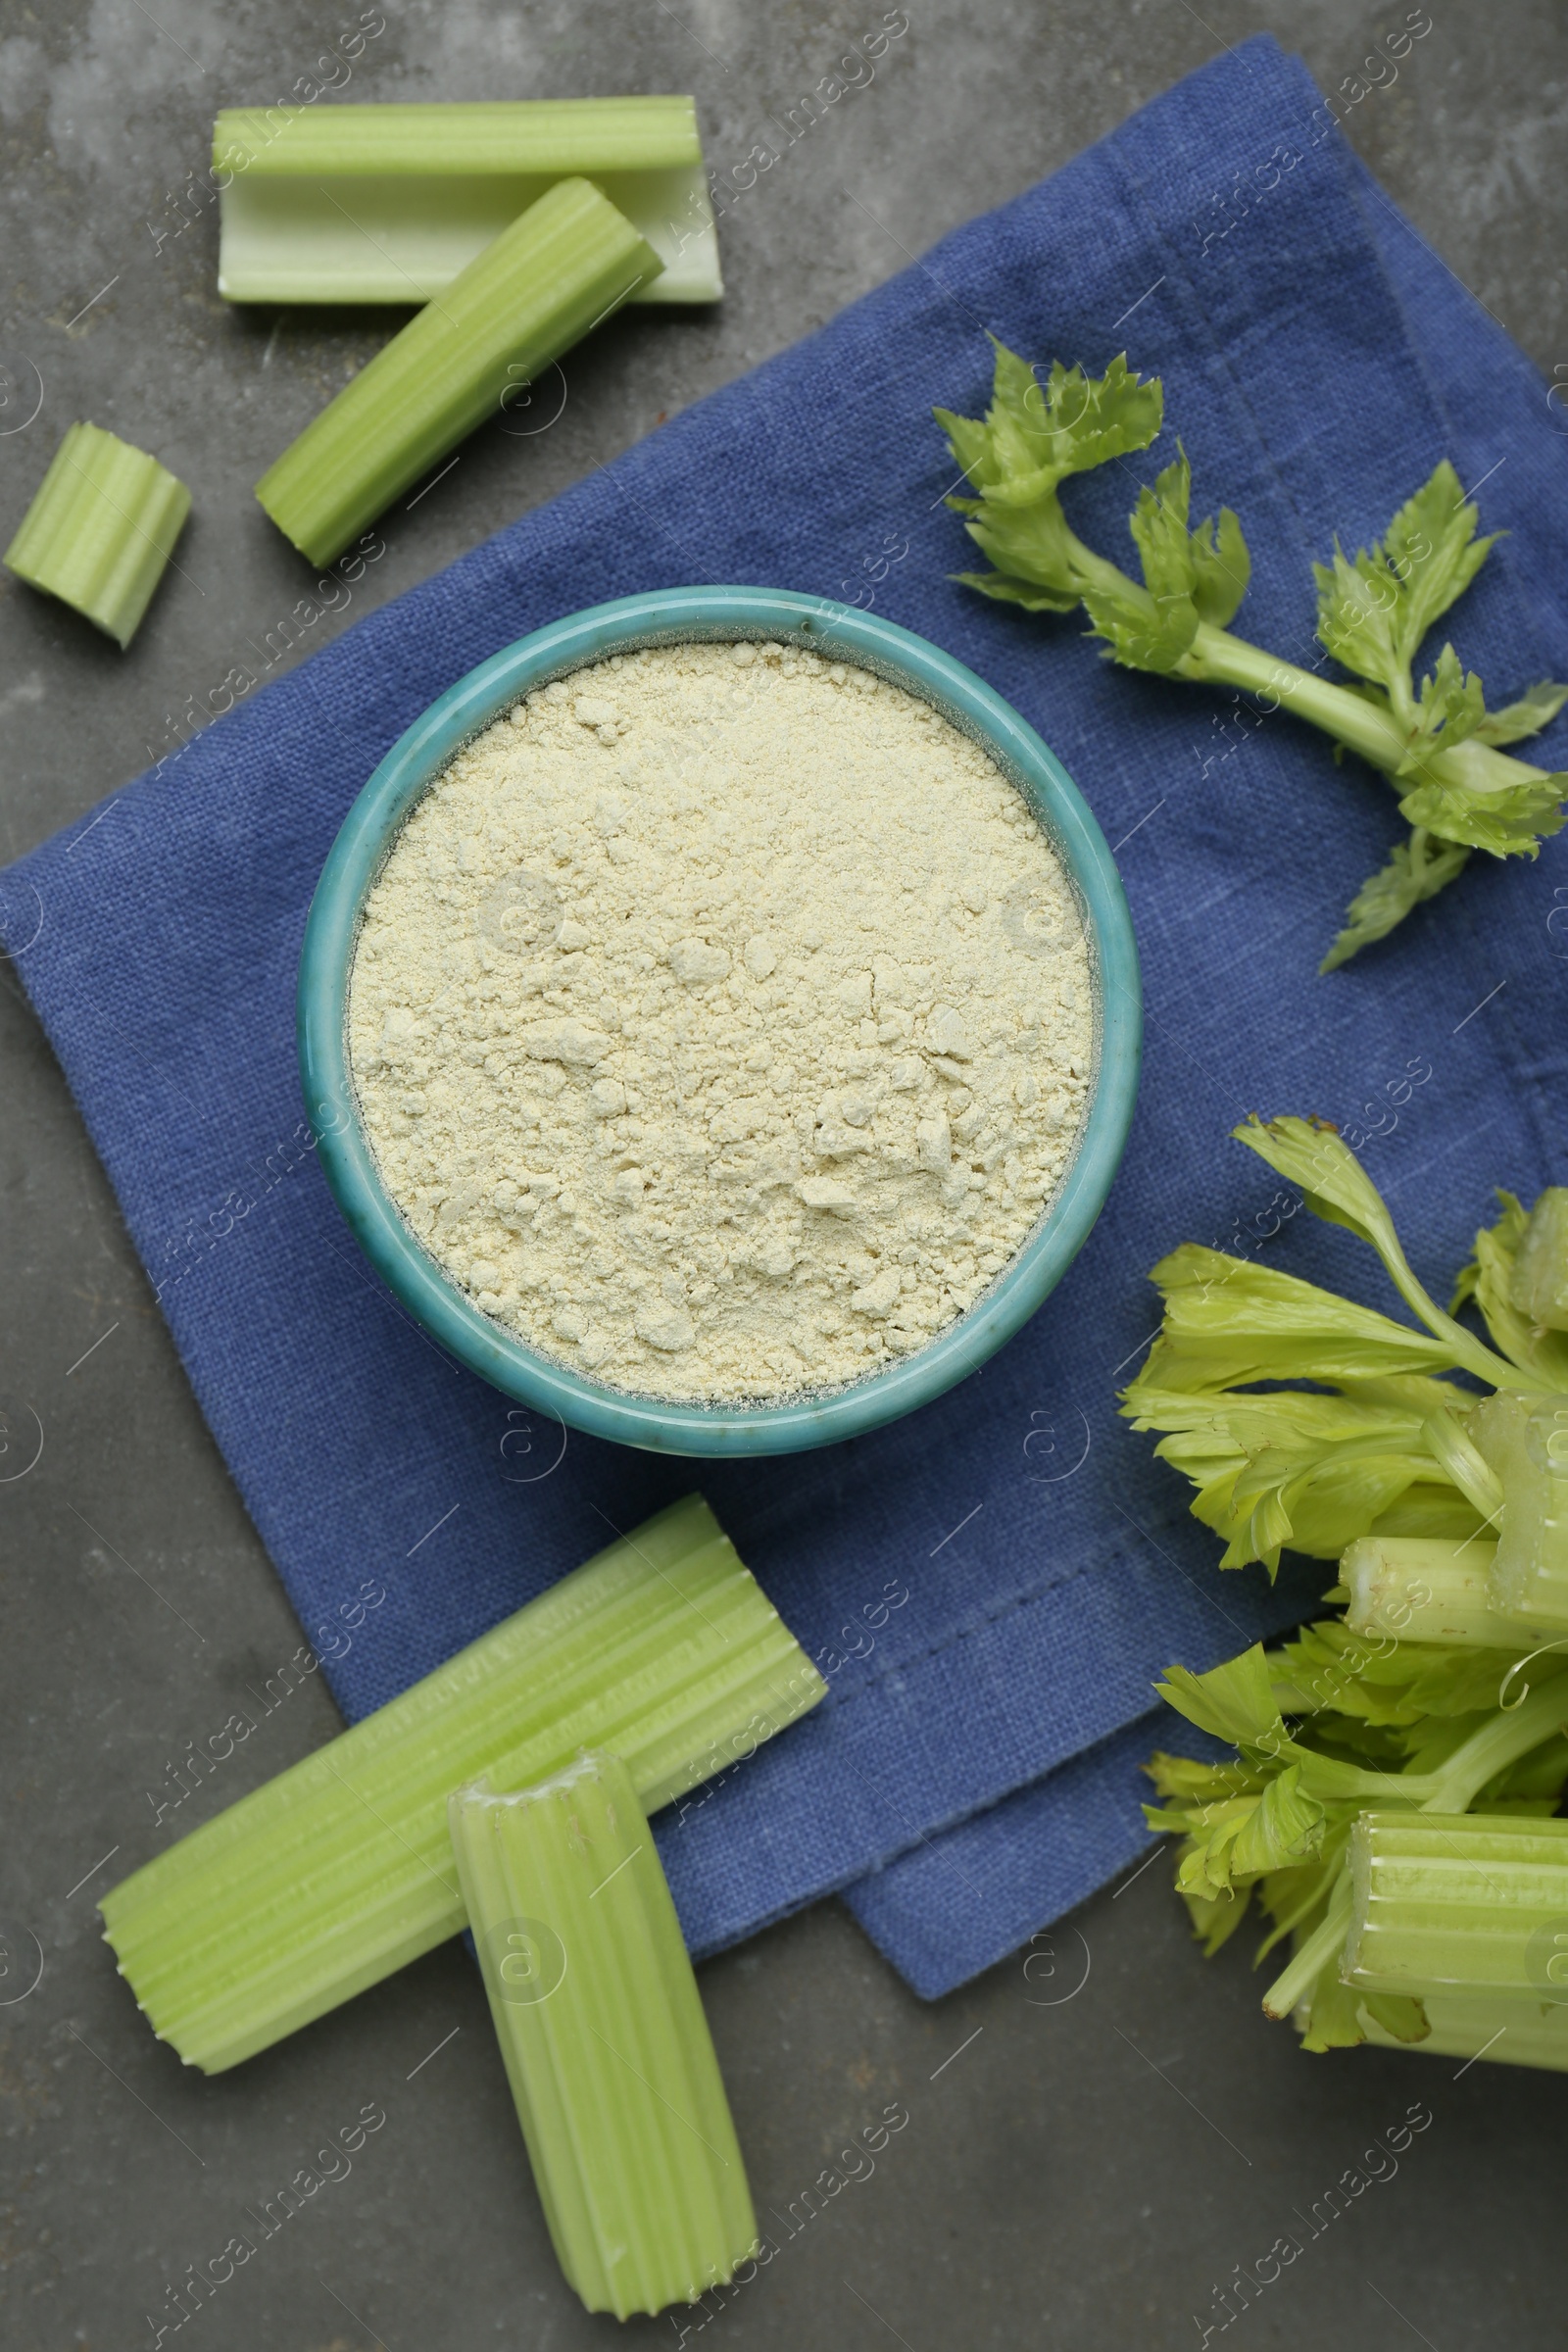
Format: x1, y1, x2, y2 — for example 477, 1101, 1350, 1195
1232, 1114, 1407, 1266
1451, 1192, 1568, 1385
1393, 643, 1489, 778
1313, 547, 1406, 694
959, 494, 1077, 601
1189, 503, 1250, 627
1397, 762, 1568, 857
1470, 678, 1568, 747
1319, 825, 1470, 971
1127, 1242, 1463, 1390
1081, 576, 1199, 673
1156, 1644, 1288, 1750
1144, 1750, 1263, 1805
949, 568, 1081, 613
985, 348, 1163, 506
1380, 459, 1498, 662
1128, 451, 1197, 603
1312, 461, 1498, 696
938, 346, 1163, 513
1125, 1378, 1467, 1573
1231, 1764, 1327, 1878
1181, 1881, 1254, 1956
931, 405, 998, 494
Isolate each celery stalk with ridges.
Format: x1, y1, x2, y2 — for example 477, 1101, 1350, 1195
451, 1754, 757, 2318
100, 1495, 825, 2072
4, 422, 190, 648
215, 98, 721, 307
1343, 1811, 1568, 2000
255, 176, 662, 565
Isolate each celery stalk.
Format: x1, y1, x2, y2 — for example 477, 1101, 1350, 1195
215, 99, 720, 307
451, 1754, 757, 2317
4, 422, 190, 648
1510, 1189, 1568, 1331
1342, 1810, 1568, 1999
255, 177, 661, 565
100, 1495, 824, 2073
1470, 1392, 1568, 1621
1340, 1536, 1541, 1647
1357, 1989, 1568, 2071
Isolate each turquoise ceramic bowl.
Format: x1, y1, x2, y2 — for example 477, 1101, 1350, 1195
298, 586, 1141, 1455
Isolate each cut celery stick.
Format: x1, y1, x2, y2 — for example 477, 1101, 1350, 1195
1357, 1988, 1568, 2070
1470, 1391, 1568, 1622
452, 1754, 757, 2318
1342, 1810, 1568, 1999
215, 99, 720, 307
1511, 1189, 1568, 1332
1340, 1535, 1541, 1647
255, 176, 661, 565
4, 422, 190, 648
100, 1495, 824, 2072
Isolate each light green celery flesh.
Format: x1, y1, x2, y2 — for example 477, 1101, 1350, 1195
452, 1755, 757, 2318
99, 1496, 825, 2072
1358, 1990, 1568, 2070
1470, 1391, 1568, 1621
1340, 1536, 1542, 1647
1510, 1190, 1568, 1331
215, 100, 719, 306
1343, 1810, 1568, 1997
255, 177, 662, 565
3, 421, 190, 647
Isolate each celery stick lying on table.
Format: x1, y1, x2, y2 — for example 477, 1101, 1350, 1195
255, 176, 661, 565
101, 1495, 824, 2073
452, 1754, 758, 2320
215, 97, 721, 307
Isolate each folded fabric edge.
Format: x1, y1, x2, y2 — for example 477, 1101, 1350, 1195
839, 1710, 1189, 2002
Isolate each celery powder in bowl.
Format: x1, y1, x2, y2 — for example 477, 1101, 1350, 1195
300, 588, 1141, 1455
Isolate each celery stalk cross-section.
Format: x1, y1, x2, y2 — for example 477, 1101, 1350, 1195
100, 1495, 825, 2073
254, 175, 662, 565
4, 422, 190, 648
452, 1753, 758, 2319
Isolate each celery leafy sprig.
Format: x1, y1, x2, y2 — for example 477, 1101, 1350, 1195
1121, 1116, 1558, 1576
936, 345, 1568, 969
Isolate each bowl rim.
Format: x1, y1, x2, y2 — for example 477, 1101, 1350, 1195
298, 585, 1142, 1455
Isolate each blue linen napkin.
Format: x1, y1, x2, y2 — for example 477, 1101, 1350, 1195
7, 32, 1566, 2000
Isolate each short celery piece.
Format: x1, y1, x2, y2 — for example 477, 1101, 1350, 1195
215, 98, 720, 307
100, 1495, 824, 2072
1470, 1391, 1568, 1621
1510, 1189, 1568, 1330
1357, 1989, 1568, 2071
1340, 1536, 1542, 1647
255, 176, 661, 564
1342, 1810, 1568, 1999
451, 1754, 757, 2318
4, 422, 190, 648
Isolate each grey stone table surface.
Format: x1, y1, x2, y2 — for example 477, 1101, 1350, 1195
2, 3, 1565, 2346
